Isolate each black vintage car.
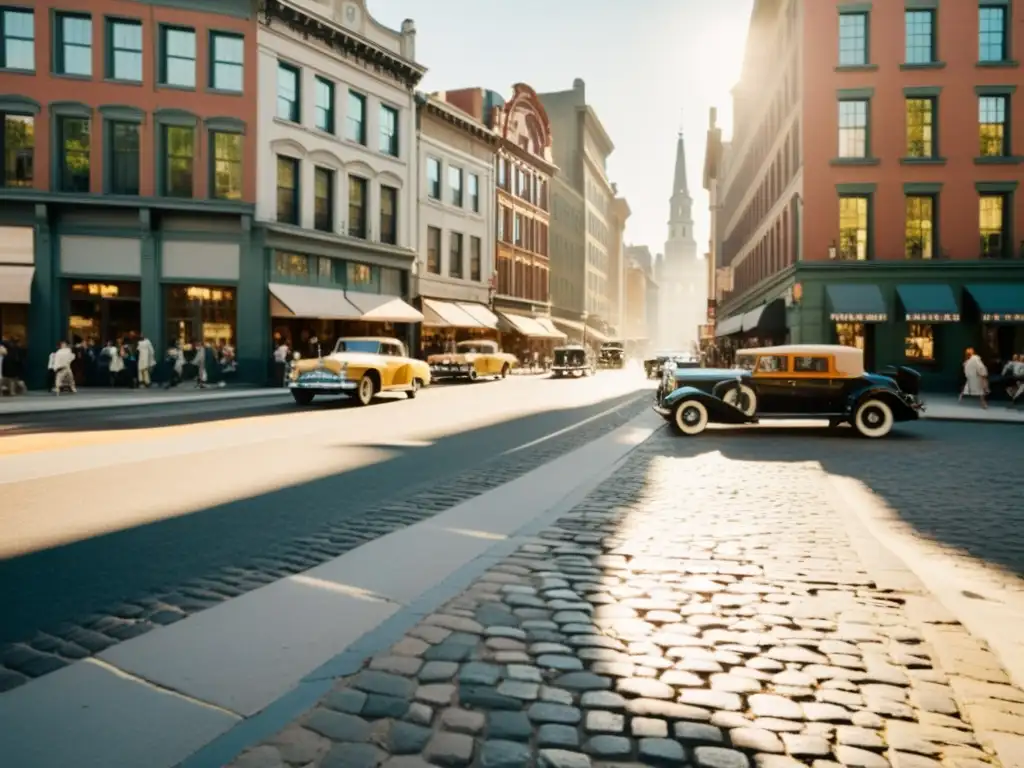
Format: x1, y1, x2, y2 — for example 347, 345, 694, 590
551, 345, 595, 378
654, 344, 924, 439
598, 341, 626, 369
644, 351, 699, 379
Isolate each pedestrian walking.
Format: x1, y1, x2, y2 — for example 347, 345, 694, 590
104, 340, 125, 387
273, 340, 289, 387
136, 334, 156, 388
52, 341, 77, 394
960, 346, 989, 409
192, 340, 208, 389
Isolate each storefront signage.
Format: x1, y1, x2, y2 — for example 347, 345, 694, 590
185, 286, 231, 302
982, 313, 1024, 322
830, 312, 887, 322
71, 282, 120, 298
906, 312, 959, 323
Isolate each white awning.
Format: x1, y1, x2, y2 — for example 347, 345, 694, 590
347, 293, 424, 323
552, 317, 586, 334
716, 314, 744, 337
0, 265, 33, 304
499, 311, 549, 337
535, 317, 568, 340
456, 302, 500, 329
268, 282, 362, 319
585, 326, 610, 344
422, 298, 483, 328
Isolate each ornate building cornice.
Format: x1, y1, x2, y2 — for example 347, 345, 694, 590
422, 97, 498, 146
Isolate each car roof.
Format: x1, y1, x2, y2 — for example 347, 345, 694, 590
737, 344, 864, 376
338, 336, 397, 344
556, 345, 586, 350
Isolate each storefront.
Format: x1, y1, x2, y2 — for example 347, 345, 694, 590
164, 284, 237, 348
66, 280, 142, 345
499, 311, 564, 363
419, 298, 499, 357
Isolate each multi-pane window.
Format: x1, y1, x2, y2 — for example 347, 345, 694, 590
468, 173, 480, 213
348, 175, 367, 238
2, 113, 33, 187
838, 13, 867, 66
980, 195, 1007, 258
59, 116, 90, 192
838, 196, 868, 261
211, 132, 242, 200
426, 226, 441, 274
904, 196, 934, 260
979, 6, 1007, 63
426, 157, 441, 199
835, 322, 865, 351
314, 76, 334, 133
837, 100, 868, 158
210, 33, 243, 92
470, 236, 482, 281
108, 122, 139, 195
164, 126, 194, 197
1, 9, 34, 71
347, 91, 366, 144
56, 14, 91, 77
379, 104, 398, 157
277, 62, 299, 122
161, 27, 196, 87
108, 20, 142, 81
314, 166, 333, 232
979, 96, 1008, 156
347, 262, 373, 290
276, 156, 299, 224
905, 98, 935, 158
904, 10, 934, 64
497, 157, 507, 188
513, 212, 522, 245
449, 232, 463, 279
380, 185, 397, 245
905, 324, 934, 361
449, 166, 463, 207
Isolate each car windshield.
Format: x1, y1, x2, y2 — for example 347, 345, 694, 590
735, 355, 755, 371
457, 341, 492, 354
334, 339, 381, 354
555, 349, 585, 364
602, 343, 624, 350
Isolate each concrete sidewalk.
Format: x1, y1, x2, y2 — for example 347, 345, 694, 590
0, 387, 289, 415
921, 394, 1024, 424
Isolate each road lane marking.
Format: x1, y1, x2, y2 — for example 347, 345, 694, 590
500, 393, 644, 456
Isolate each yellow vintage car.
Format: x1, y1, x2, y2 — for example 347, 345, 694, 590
427, 339, 518, 382
288, 337, 430, 406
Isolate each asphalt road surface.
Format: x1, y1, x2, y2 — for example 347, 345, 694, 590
0, 369, 654, 690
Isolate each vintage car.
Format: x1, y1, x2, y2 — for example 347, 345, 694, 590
598, 341, 626, 369
653, 344, 924, 439
645, 351, 699, 379
288, 337, 430, 406
551, 345, 595, 378
427, 339, 517, 382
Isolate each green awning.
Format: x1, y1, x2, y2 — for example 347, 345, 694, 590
715, 314, 743, 337
896, 284, 960, 323
965, 284, 1024, 323
826, 284, 888, 323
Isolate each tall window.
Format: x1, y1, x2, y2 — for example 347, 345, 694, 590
449, 232, 463, 279
108, 122, 139, 195
468, 173, 480, 213
161, 27, 196, 88
211, 132, 242, 200
2, 114, 33, 187
347, 91, 366, 144
276, 156, 299, 224
314, 167, 333, 232
904, 10, 934, 64
164, 126, 194, 197
379, 104, 399, 157
380, 184, 397, 245
513, 212, 522, 246
449, 166, 463, 207
108, 20, 142, 81
59, 116, 90, 192
905, 98, 935, 158
314, 76, 334, 133
470, 236, 482, 281
1, 9, 34, 70
56, 14, 91, 76
979, 96, 1008, 157
904, 196, 934, 260
277, 62, 299, 122
980, 195, 1007, 258
838, 196, 868, 260
905, 324, 934, 361
835, 322, 865, 351
210, 33, 243, 92
348, 175, 367, 238
426, 157, 441, 199
837, 100, 868, 158
979, 6, 1007, 63
426, 226, 441, 274
838, 13, 867, 66
497, 157, 506, 188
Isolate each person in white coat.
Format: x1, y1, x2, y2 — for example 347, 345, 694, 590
136, 334, 156, 388
52, 341, 77, 394
960, 347, 989, 409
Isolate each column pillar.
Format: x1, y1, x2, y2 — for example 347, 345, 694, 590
235, 215, 267, 384
28, 204, 54, 390
139, 208, 162, 350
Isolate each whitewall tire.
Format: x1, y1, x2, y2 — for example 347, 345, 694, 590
356, 375, 375, 406
853, 398, 894, 438
672, 400, 709, 436
722, 383, 758, 416
406, 379, 421, 399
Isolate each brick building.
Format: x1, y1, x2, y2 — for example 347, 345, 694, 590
716, 0, 1024, 389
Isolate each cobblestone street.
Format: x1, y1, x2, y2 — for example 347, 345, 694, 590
227, 426, 1024, 768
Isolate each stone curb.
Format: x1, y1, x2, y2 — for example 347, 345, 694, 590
0, 389, 289, 416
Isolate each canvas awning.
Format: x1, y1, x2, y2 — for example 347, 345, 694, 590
499, 311, 549, 337
421, 298, 483, 328
346, 293, 424, 323
455, 302, 500, 329
585, 326, 610, 344
0, 265, 33, 304
553, 317, 585, 334
896, 284, 961, 323
716, 314, 744, 337
965, 284, 1024, 323
268, 282, 362, 319
825, 284, 888, 323
741, 298, 787, 333
535, 317, 568, 340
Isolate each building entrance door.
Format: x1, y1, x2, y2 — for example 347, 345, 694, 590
66, 281, 141, 344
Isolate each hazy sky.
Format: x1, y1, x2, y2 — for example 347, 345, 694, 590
368, 0, 753, 258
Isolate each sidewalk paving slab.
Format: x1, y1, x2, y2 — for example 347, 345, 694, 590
0, 387, 288, 415
921, 395, 1024, 424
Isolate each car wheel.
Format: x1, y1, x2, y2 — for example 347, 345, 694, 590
501, 364, 510, 379
853, 398, 894, 438
406, 378, 421, 399
468, 369, 478, 382
356, 374, 376, 406
672, 400, 709, 436
291, 390, 314, 406
722, 383, 758, 417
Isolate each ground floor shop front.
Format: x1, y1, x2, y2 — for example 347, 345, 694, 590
714, 262, 1024, 392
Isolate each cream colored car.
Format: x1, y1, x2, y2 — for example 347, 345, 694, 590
427, 340, 517, 381
289, 337, 431, 405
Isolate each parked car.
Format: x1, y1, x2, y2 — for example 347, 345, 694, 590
654, 344, 924, 438
289, 337, 430, 406
645, 351, 699, 379
551, 345, 595, 378
427, 339, 517, 382
598, 341, 626, 369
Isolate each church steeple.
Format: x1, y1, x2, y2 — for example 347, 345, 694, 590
666, 131, 695, 244
673, 131, 690, 197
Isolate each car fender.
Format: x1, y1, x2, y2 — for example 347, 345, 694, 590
848, 385, 917, 420
662, 386, 751, 424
